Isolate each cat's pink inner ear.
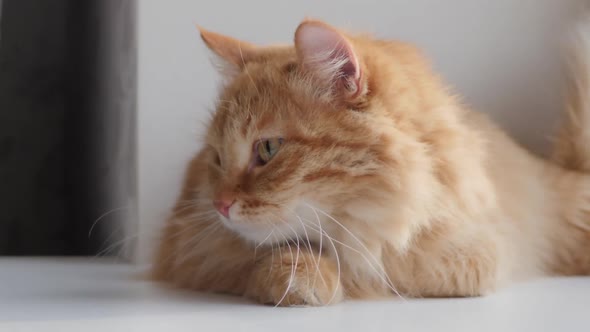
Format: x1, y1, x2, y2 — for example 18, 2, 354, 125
295, 21, 361, 96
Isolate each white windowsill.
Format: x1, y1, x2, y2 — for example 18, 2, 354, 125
0, 258, 588, 332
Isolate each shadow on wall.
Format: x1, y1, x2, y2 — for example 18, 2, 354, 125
0, 0, 137, 256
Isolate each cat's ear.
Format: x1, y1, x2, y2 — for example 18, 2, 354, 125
198, 26, 259, 70
294, 20, 366, 102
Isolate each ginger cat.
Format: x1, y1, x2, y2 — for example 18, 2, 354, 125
152, 18, 590, 306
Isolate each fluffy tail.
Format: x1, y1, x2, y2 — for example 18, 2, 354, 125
552, 16, 590, 172
549, 15, 590, 276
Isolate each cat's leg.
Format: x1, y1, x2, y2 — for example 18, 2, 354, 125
386, 228, 502, 298
152, 217, 256, 295
154, 216, 342, 306
245, 246, 343, 306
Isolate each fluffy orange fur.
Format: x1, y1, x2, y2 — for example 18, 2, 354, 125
152, 18, 590, 306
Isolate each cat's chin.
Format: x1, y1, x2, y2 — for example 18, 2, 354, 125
218, 214, 312, 246
217, 215, 281, 244
236, 227, 280, 245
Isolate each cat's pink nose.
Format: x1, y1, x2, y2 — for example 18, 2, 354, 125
213, 196, 235, 218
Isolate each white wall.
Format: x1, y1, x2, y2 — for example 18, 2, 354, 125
137, 0, 587, 262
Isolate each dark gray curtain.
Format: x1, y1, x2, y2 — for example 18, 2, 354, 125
0, 1, 136, 255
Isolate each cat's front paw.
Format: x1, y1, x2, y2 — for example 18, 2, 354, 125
246, 250, 343, 307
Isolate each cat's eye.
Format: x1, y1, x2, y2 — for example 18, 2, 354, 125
255, 138, 284, 166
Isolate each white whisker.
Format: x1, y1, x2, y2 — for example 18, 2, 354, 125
277, 214, 313, 300
320, 227, 341, 305
93, 233, 138, 258
304, 203, 405, 300
286, 210, 328, 292
88, 206, 130, 238
274, 228, 296, 307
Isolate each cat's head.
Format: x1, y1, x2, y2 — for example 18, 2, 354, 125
199, 20, 487, 249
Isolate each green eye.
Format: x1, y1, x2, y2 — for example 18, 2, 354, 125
256, 138, 283, 166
